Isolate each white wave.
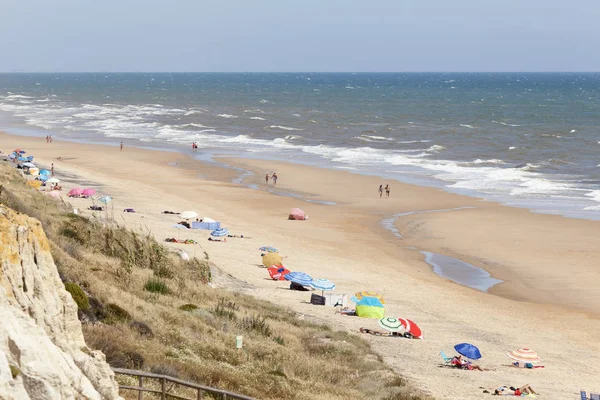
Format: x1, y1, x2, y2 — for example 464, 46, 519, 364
243, 109, 265, 113
216, 114, 238, 119
570, 129, 577, 133
345, 86, 355, 89
180, 123, 214, 129
462, 159, 506, 165
260, 99, 269, 103
397, 140, 432, 144
5, 94, 33, 99
284, 135, 302, 140
460, 124, 475, 129
584, 190, 600, 210
266, 125, 303, 131
426, 144, 445, 153
250, 117, 266, 120
509, 146, 516, 150
292, 113, 301, 117
493, 120, 522, 127
363, 135, 393, 141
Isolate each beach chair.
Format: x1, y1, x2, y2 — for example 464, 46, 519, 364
440, 350, 453, 365
591, 394, 600, 400
581, 390, 587, 400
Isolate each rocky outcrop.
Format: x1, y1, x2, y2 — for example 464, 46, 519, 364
0, 206, 121, 399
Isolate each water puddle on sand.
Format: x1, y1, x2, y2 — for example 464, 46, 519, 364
380, 206, 503, 292
421, 252, 503, 292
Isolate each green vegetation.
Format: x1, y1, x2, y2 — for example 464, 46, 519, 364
9, 365, 21, 379
64, 282, 90, 311
0, 163, 431, 400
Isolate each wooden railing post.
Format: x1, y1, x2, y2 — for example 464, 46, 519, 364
197, 388, 203, 399
161, 377, 166, 400
138, 376, 143, 400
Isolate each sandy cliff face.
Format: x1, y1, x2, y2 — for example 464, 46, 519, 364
0, 205, 121, 400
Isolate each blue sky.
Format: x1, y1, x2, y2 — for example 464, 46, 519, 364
1, 0, 598, 72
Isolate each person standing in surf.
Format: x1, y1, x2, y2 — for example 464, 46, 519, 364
265, 173, 270, 184
120, 141, 124, 151
379, 184, 383, 197
385, 184, 390, 198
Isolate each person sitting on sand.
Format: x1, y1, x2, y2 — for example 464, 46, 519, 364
451, 355, 489, 371
177, 221, 190, 228
360, 327, 390, 336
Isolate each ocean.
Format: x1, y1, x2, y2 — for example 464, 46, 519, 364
0, 72, 599, 219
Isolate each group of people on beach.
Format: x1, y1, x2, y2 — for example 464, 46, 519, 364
378, 184, 390, 198
192, 142, 198, 151
265, 172, 278, 185
45, 135, 53, 143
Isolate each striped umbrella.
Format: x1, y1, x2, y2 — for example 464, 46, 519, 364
98, 195, 112, 204
284, 271, 313, 287
378, 317, 403, 332
309, 278, 336, 296
259, 246, 278, 253
506, 348, 541, 364
399, 318, 423, 339
211, 228, 229, 237
352, 291, 385, 305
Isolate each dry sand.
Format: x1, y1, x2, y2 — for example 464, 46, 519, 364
2, 131, 599, 400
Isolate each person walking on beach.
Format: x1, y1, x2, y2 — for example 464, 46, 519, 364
51, 163, 54, 177
379, 184, 383, 197
49, 135, 53, 143
385, 184, 390, 198
120, 141, 124, 151
265, 173, 270, 184
45, 135, 49, 143
272, 172, 278, 185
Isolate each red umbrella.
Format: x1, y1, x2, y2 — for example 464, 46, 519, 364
399, 318, 423, 339
68, 188, 84, 197
267, 266, 290, 281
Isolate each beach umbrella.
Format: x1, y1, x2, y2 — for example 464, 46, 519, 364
284, 271, 313, 286
289, 208, 307, 220
7, 154, 15, 159
173, 223, 188, 230
506, 348, 541, 364
355, 296, 385, 319
68, 188, 84, 197
203, 217, 216, 223
262, 252, 283, 268
352, 291, 385, 305
14, 149, 24, 154
267, 266, 290, 281
22, 162, 36, 168
46, 191, 61, 198
82, 188, 96, 197
398, 318, 423, 339
98, 195, 112, 204
309, 278, 336, 296
378, 317, 403, 332
46, 177, 60, 184
180, 211, 198, 220
38, 174, 49, 182
454, 343, 482, 360
18, 156, 28, 161
211, 228, 229, 237
259, 246, 278, 253
39, 169, 51, 176
26, 180, 42, 188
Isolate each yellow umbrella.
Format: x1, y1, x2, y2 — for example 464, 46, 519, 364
262, 252, 283, 268
353, 291, 385, 304
26, 180, 42, 188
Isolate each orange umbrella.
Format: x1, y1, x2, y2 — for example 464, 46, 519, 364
353, 291, 385, 304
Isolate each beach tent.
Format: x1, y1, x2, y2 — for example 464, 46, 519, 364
289, 208, 307, 220
180, 211, 198, 220
352, 291, 385, 305
355, 296, 385, 319
203, 217, 216, 223
262, 252, 283, 268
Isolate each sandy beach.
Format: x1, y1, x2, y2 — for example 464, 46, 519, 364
2, 131, 599, 399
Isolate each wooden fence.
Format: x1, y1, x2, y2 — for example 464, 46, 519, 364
111, 368, 256, 400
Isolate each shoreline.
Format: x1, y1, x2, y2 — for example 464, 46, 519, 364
2, 131, 600, 399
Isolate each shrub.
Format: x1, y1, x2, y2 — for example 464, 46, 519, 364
179, 304, 198, 312
274, 336, 285, 346
144, 278, 170, 294
240, 314, 272, 337
213, 298, 238, 320
9, 365, 20, 379
130, 320, 154, 337
64, 282, 90, 311
153, 265, 174, 279
150, 364, 179, 378
104, 303, 132, 323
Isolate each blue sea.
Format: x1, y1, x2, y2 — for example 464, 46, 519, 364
0, 73, 599, 219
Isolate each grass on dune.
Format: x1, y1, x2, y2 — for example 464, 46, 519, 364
0, 163, 432, 400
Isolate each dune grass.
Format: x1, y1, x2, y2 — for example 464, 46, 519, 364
0, 164, 431, 400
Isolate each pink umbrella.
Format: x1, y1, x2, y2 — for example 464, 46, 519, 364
67, 188, 84, 197
82, 188, 96, 197
289, 208, 307, 220
46, 191, 61, 198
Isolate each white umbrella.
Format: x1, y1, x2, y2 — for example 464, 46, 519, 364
22, 162, 36, 168
203, 217, 216, 223
46, 177, 60, 184
180, 211, 198, 220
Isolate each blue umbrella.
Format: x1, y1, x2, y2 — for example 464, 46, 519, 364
98, 195, 112, 204
39, 169, 51, 176
309, 278, 336, 291
38, 175, 49, 182
18, 156, 28, 161
211, 228, 229, 237
454, 343, 482, 360
259, 246, 278, 253
284, 271, 313, 287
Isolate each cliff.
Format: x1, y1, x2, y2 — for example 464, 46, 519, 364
0, 205, 121, 399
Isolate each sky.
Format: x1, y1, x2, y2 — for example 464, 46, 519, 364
1, 0, 599, 72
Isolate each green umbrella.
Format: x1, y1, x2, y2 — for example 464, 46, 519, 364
378, 317, 402, 332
